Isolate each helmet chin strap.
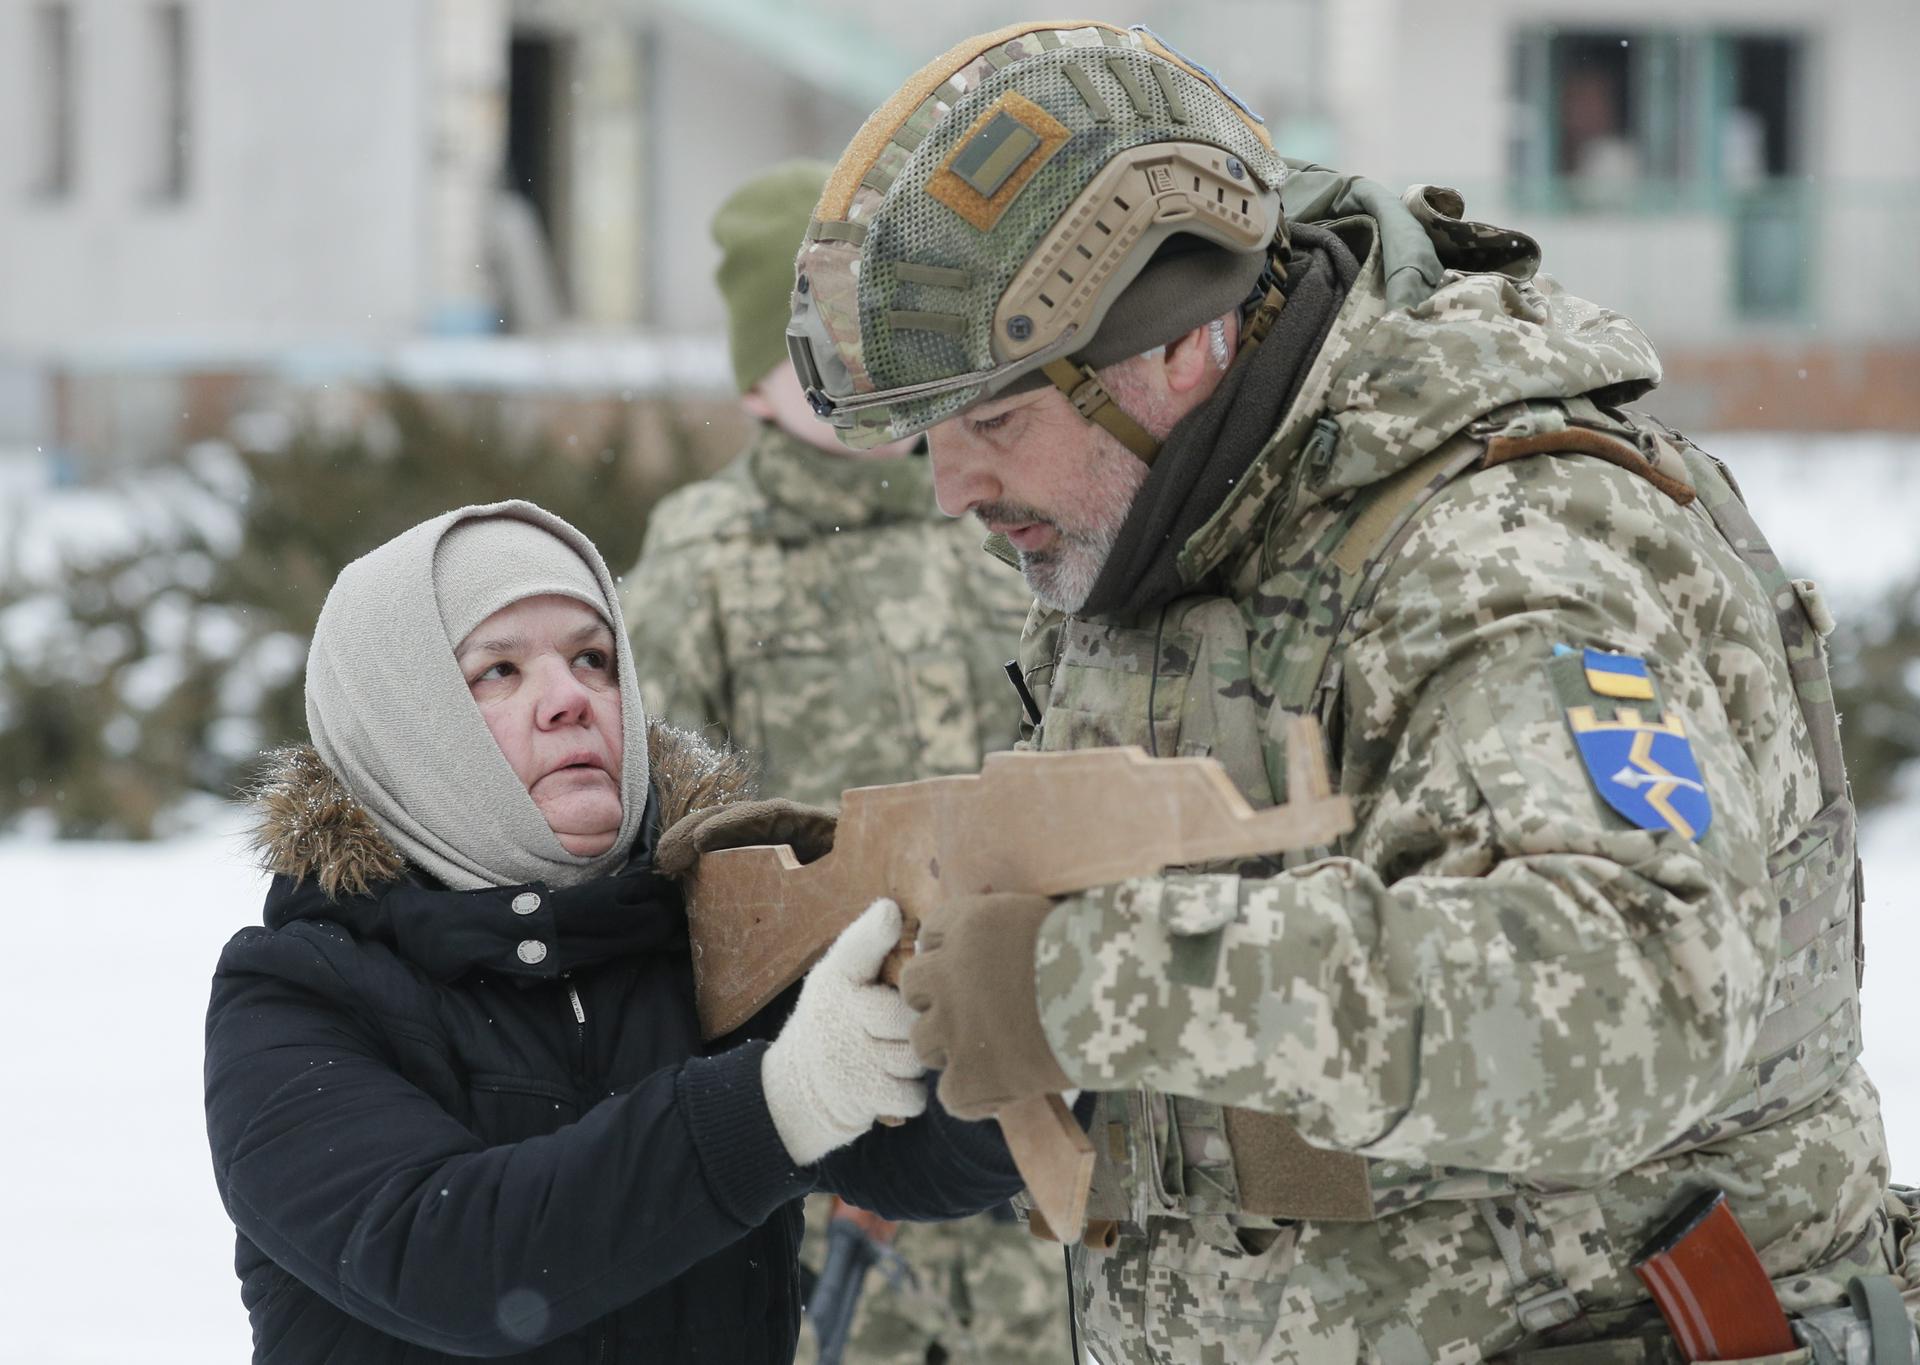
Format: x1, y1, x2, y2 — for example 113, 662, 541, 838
1040, 228, 1294, 469
1040, 358, 1163, 465
1237, 234, 1294, 352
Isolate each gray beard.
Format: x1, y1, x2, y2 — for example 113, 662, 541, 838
1019, 521, 1121, 614
978, 420, 1149, 615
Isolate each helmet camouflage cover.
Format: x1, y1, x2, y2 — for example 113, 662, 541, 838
788, 21, 1287, 448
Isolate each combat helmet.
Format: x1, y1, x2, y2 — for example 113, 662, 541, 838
788, 21, 1288, 457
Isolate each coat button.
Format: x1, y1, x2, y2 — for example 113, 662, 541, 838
516, 940, 548, 965
511, 892, 541, 916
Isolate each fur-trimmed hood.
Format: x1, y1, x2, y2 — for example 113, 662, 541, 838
249, 721, 754, 901
207, 714, 1017, 1365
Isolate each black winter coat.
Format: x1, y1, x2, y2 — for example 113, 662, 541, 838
204, 735, 1020, 1364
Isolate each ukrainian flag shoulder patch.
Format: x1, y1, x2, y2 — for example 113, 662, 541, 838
1558, 647, 1713, 842
1582, 647, 1656, 700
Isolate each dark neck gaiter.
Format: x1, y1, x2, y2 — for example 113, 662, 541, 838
1078, 222, 1361, 619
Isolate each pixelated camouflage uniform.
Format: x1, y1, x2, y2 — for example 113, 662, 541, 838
1011, 210, 1897, 1363
621, 423, 1073, 1364
794, 1201, 1075, 1365
623, 424, 1030, 806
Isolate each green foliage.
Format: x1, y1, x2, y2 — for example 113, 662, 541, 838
0, 389, 696, 837
9, 394, 1918, 836
1830, 572, 1920, 813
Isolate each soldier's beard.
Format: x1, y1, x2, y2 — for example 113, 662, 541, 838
976, 433, 1149, 614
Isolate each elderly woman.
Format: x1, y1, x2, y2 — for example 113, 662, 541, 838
203, 501, 1018, 1364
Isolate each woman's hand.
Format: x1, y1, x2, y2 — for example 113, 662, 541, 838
654, 798, 837, 879
762, 899, 926, 1165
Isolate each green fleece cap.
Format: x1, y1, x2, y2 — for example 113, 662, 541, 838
713, 160, 832, 393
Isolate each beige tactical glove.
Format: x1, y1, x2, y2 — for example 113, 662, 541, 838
900, 892, 1073, 1121
654, 798, 837, 879
763, 898, 927, 1165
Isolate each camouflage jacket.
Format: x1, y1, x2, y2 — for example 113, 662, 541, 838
1015, 214, 1893, 1363
620, 425, 1032, 807
625, 427, 1067, 1363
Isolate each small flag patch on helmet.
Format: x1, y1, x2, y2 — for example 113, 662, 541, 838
928, 91, 1070, 232
952, 112, 1041, 197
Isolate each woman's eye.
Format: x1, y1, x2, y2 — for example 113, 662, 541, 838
574, 649, 611, 673
972, 412, 1012, 435
474, 661, 514, 684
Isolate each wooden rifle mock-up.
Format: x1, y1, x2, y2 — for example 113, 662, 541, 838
683, 716, 1355, 1243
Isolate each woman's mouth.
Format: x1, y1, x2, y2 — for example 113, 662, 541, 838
540, 755, 610, 785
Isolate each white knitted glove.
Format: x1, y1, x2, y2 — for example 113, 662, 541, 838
762, 898, 928, 1165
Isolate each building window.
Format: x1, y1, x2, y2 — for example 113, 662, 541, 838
1553, 32, 1639, 188
1510, 29, 1689, 211
141, 2, 192, 201
1509, 26, 1810, 316
26, 2, 77, 200
1722, 35, 1803, 185
1721, 34, 1809, 318
1510, 28, 1806, 205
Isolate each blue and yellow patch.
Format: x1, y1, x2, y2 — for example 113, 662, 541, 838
1555, 647, 1712, 841
1582, 647, 1655, 701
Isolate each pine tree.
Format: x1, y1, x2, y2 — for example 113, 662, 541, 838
1830, 573, 1920, 812
0, 388, 701, 837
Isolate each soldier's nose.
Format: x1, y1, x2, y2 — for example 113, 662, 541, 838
928, 430, 999, 517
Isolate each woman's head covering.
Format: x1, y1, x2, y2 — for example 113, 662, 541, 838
303, 500, 650, 891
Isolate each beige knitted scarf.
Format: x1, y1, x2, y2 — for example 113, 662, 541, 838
303, 500, 651, 891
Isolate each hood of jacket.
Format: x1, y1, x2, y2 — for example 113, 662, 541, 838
1177, 197, 1664, 587
246, 721, 753, 982
744, 422, 942, 537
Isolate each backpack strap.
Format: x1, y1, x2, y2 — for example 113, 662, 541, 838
1483, 423, 1695, 508
1332, 406, 1863, 990
1652, 421, 1865, 984
1297, 437, 1486, 752
1311, 402, 1848, 819
1660, 429, 1850, 808
1305, 399, 1703, 744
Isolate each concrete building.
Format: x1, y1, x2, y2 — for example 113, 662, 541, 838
0, 0, 869, 460
0, 0, 1912, 464
0, 0, 1324, 462
1322, 0, 1920, 427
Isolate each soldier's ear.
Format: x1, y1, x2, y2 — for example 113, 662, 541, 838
740, 376, 779, 424
1162, 314, 1234, 397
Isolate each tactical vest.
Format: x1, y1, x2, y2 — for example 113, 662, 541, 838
1017, 397, 1865, 1255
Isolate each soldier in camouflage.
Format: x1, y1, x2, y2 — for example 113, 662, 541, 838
788, 22, 1915, 1364
619, 162, 1066, 1365
623, 160, 1031, 807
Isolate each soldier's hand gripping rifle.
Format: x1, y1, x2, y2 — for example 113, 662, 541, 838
684, 716, 1354, 1242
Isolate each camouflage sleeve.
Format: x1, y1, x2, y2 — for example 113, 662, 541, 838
1033, 461, 1783, 1182
619, 527, 732, 738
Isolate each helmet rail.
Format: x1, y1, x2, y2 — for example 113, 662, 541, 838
789, 22, 1287, 451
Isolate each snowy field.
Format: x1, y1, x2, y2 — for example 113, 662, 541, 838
1, 431, 1917, 1362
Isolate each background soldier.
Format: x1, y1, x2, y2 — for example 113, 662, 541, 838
619, 161, 1066, 1365
790, 23, 1910, 1364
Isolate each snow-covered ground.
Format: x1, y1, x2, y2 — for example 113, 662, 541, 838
5, 806, 1914, 1364
1, 812, 263, 1363
0, 431, 1916, 1361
